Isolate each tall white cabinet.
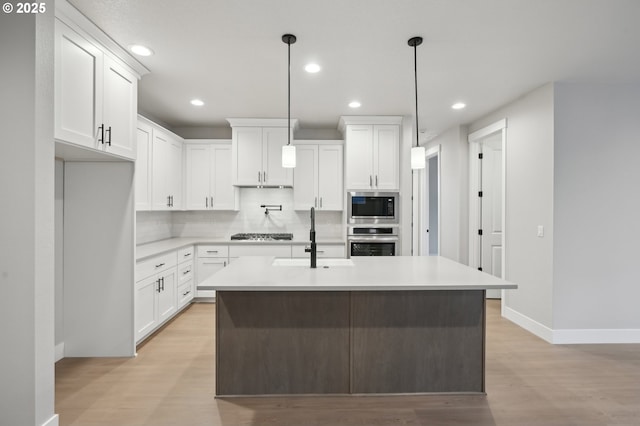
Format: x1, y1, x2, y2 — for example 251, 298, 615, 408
184, 141, 238, 210
54, 18, 139, 160
293, 142, 344, 211
339, 116, 402, 191
228, 118, 298, 187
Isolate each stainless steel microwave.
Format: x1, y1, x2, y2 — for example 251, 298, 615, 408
347, 192, 399, 224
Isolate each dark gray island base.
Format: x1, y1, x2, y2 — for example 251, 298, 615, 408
216, 289, 485, 396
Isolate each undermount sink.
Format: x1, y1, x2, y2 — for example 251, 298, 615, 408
272, 258, 354, 267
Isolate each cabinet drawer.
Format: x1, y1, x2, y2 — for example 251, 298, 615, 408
178, 260, 194, 285
291, 243, 345, 259
177, 279, 194, 309
177, 245, 194, 263
229, 244, 292, 258
136, 251, 177, 281
197, 245, 229, 258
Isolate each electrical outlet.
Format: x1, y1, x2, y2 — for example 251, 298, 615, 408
537, 225, 544, 238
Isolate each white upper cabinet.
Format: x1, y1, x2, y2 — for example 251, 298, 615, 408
185, 141, 238, 210
340, 117, 402, 191
228, 119, 297, 187
135, 121, 153, 210
151, 128, 183, 211
293, 143, 344, 211
54, 19, 138, 160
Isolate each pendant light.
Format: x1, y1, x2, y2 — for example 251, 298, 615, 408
282, 34, 297, 168
408, 36, 426, 170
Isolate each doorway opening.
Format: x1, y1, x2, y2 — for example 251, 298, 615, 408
413, 145, 441, 256
468, 120, 506, 299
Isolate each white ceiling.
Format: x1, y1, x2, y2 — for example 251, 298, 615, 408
69, 0, 640, 136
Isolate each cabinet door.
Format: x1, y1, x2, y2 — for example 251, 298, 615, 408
345, 125, 374, 190
233, 127, 263, 185
135, 275, 159, 342
211, 144, 237, 210
157, 269, 177, 323
102, 56, 137, 159
293, 145, 318, 210
167, 138, 183, 209
318, 145, 344, 210
135, 122, 152, 210
54, 20, 103, 149
373, 125, 399, 190
151, 131, 171, 210
263, 127, 293, 186
196, 258, 227, 285
185, 144, 212, 209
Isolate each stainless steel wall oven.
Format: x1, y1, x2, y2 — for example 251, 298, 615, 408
347, 226, 399, 257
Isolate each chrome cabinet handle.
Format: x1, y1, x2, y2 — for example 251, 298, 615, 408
98, 124, 104, 144
210, 196, 213, 207
206, 197, 208, 208
263, 171, 266, 182
369, 175, 373, 187
167, 196, 171, 207
156, 279, 161, 293
224, 261, 227, 267
183, 290, 191, 296
160, 277, 165, 291
183, 253, 191, 257
183, 269, 191, 275
315, 197, 318, 208
258, 171, 261, 183
206, 250, 218, 253
320, 197, 323, 208
155, 263, 165, 268
105, 126, 112, 146
375, 175, 378, 187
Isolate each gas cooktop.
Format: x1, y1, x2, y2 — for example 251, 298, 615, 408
230, 233, 294, 241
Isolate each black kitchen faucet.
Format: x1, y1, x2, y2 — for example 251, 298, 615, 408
304, 207, 317, 268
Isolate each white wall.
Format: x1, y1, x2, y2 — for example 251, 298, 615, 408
424, 126, 469, 263
55, 161, 64, 352
553, 82, 640, 331
172, 188, 343, 240
0, 9, 57, 426
469, 84, 555, 330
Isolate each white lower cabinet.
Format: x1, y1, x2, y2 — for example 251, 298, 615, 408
177, 246, 195, 308
135, 249, 187, 343
196, 245, 229, 298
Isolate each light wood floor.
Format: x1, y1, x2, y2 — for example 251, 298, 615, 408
56, 300, 640, 425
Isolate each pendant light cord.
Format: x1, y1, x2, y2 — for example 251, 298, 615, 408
288, 39, 291, 146
413, 42, 419, 149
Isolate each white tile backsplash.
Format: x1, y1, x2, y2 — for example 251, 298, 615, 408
137, 188, 344, 244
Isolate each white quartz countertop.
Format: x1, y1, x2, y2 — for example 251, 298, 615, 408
204, 256, 517, 291
136, 237, 345, 261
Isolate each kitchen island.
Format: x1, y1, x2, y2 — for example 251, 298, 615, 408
206, 256, 516, 396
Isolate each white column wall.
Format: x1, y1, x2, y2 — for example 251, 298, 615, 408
0, 8, 57, 426
468, 84, 555, 331
425, 126, 469, 264
553, 82, 640, 332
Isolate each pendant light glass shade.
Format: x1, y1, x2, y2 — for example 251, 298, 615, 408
282, 144, 296, 168
282, 34, 297, 168
411, 146, 426, 169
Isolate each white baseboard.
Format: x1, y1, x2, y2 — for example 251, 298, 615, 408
552, 328, 640, 344
42, 414, 59, 426
503, 305, 554, 343
55, 342, 64, 362
504, 306, 640, 344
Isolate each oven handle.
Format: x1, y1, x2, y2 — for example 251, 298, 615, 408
347, 236, 399, 242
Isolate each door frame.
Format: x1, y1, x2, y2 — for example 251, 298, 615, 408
412, 145, 441, 256
468, 120, 507, 297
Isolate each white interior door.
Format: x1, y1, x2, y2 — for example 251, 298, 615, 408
480, 134, 503, 298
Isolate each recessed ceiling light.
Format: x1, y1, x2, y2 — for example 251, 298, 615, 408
349, 101, 361, 108
304, 63, 321, 73
129, 44, 154, 57
452, 102, 466, 110
190, 99, 204, 106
